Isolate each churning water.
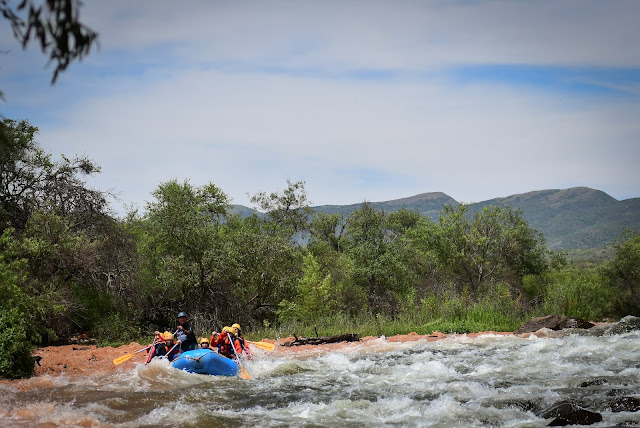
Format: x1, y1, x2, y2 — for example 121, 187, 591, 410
2, 318, 640, 427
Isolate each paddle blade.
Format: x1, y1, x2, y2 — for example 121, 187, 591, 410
248, 340, 275, 351
240, 365, 251, 379
113, 353, 136, 365
113, 345, 151, 365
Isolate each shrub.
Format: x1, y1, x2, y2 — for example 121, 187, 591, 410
542, 270, 616, 320
601, 230, 640, 316
0, 307, 39, 378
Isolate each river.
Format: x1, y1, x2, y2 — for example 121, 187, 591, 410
2, 317, 639, 427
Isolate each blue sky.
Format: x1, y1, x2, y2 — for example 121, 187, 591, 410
1, 0, 640, 216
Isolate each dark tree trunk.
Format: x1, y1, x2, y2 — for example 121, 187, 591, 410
282, 333, 360, 347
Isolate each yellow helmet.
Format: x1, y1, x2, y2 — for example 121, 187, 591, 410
222, 326, 231, 333
232, 323, 241, 332
163, 331, 174, 341
199, 337, 209, 345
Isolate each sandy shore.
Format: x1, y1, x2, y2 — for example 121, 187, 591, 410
0, 330, 517, 385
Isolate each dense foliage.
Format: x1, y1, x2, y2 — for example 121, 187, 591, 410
1, 118, 638, 378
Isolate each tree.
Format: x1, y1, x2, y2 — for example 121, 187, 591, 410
137, 179, 231, 326
0, 118, 135, 342
342, 203, 417, 312
601, 230, 640, 315
219, 213, 303, 326
436, 204, 550, 300
250, 179, 312, 235
277, 252, 335, 324
1, 0, 98, 99
309, 212, 345, 253
0, 118, 107, 232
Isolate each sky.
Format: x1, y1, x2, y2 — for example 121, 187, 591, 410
2, 0, 640, 216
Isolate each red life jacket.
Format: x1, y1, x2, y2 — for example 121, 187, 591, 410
213, 334, 234, 359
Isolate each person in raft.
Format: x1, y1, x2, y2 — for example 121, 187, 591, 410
150, 331, 180, 362
198, 337, 210, 349
210, 326, 236, 359
231, 323, 252, 360
175, 311, 197, 352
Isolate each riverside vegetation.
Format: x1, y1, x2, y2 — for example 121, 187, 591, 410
1, 118, 639, 379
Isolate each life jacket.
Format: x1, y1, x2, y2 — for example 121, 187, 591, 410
152, 342, 180, 361
214, 334, 235, 359
234, 337, 243, 354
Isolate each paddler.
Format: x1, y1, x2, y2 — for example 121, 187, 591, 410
231, 323, 252, 359
198, 337, 210, 349
175, 311, 197, 352
210, 326, 235, 359
150, 331, 180, 362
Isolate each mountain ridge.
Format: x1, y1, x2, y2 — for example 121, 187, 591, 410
232, 187, 640, 250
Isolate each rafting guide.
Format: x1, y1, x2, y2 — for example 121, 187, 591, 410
175, 311, 197, 352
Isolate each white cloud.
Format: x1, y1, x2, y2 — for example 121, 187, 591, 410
36, 63, 640, 212
78, 0, 640, 69
2, 0, 640, 215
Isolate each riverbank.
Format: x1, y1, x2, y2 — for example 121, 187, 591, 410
4, 330, 517, 386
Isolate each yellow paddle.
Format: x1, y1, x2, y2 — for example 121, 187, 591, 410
112, 345, 152, 365
247, 340, 275, 352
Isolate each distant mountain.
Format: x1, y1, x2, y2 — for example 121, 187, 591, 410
231, 187, 640, 250
467, 187, 640, 249
313, 192, 457, 220
229, 205, 258, 217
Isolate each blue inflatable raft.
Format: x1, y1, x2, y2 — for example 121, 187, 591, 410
171, 349, 238, 376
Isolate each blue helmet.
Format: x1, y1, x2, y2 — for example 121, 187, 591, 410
177, 311, 188, 318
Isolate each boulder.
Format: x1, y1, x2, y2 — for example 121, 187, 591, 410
547, 409, 603, 426
538, 401, 582, 419
580, 378, 610, 388
606, 315, 640, 335
514, 315, 594, 334
538, 400, 604, 426
608, 396, 640, 413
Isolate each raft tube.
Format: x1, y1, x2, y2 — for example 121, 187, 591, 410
171, 349, 238, 376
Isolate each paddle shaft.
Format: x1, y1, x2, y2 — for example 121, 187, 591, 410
113, 345, 152, 365
227, 332, 250, 379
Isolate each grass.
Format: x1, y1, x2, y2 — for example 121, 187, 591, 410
246, 307, 530, 341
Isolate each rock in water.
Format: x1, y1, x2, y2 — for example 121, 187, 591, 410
608, 396, 640, 413
606, 315, 640, 335
538, 401, 582, 419
514, 315, 594, 334
547, 409, 603, 426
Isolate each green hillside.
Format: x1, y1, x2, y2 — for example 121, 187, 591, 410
467, 187, 639, 249
232, 187, 640, 250
313, 192, 457, 220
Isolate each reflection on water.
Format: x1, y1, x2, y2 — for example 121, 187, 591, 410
3, 319, 640, 427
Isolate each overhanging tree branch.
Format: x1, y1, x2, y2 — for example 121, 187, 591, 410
1, 0, 98, 99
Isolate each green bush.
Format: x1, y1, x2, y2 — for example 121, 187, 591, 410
601, 230, 640, 316
0, 307, 39, 378
92, 312, 144, 346
542, 270, 616, 320
0, 230, 41, 378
